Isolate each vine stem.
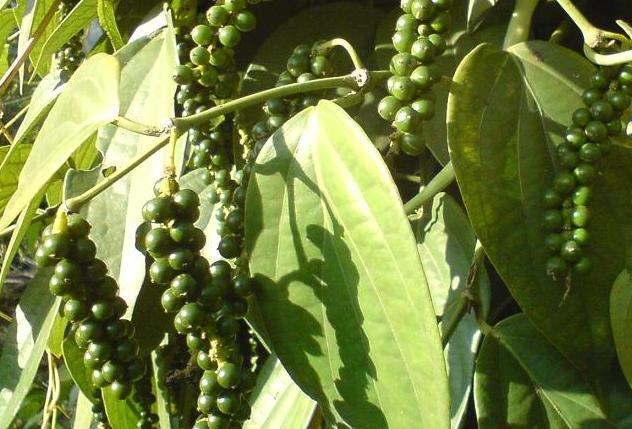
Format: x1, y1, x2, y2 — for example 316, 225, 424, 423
0, 207, 56, 238
0, 0, 63, 97
503, 0, 540, 49
64, 70, 389, 211
403, 161, 455, 215
315, 38, 366, 70
554, 0, 631, 53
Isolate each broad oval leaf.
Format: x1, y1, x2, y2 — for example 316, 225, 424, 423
611, 270, 632, 389
245, 100, 449, 428
0, 53, 120, 231
447, 41, 632, 393
244, 356, 316, 429
474, 314, 610, 428
0, 270, 59, 429
413, 192, 489, 429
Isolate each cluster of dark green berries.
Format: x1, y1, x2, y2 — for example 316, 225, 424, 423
247, 43, 335, 162
55, 1, 84, 80
35, 213, 145, 403
141, 178, 255, 428
172, 0, 261, 111
544, 64, 632, 279
378, 0, 452, 156
133, 368, 159, 429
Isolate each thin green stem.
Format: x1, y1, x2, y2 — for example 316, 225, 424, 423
503, 0, 540, 49
0, 207, 56, 239
64, 134, 171, 212
113, 116, 168, 137
554, 0, 629, 48
583, 45, 632, 66
4, 103, 30, 129
167, 127, 181, 174
65, 70, 390, 211
173, 71, 390, 131
404, 161, 455, 215
0, 0, 63, 97
315, 38, 366, 70
0, 310, 11, 322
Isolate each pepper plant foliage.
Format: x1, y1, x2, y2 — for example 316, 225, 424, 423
2, 0, 632, 428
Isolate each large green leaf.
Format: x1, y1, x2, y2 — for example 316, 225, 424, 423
16, 0, 56, 84
474, 314, 610, 428
32, 0, 98, 75
245, 100, 449, 428
373, 1, 506, 164
447, 42, 632, 399
81, 28, 176, 317
413, 192, 489, 429
448, 42, 612, 373
611, 270, 632, 389
0, 53, 120, 231
244, 356, 315, 429
0, 270, 59, 429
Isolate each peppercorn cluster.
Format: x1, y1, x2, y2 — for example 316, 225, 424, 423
245, 43, 335, 162
378, 0, 452, 156
35, 213, 146, 423
543, 64, 632, 279
173, 0, 263, 113
54, 0, 85, 80
141, 178, 255, 428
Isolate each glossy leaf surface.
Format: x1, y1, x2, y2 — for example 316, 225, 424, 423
246, 100, 449, 428
0, 53, 120, 231
474, 314, 610, 428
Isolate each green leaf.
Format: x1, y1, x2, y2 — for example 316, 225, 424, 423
0, 270, 59, 429
31, 0, 99, 76
13, 72, 64, 143
97, 0, 124, 50
151, 348, 173, 429
16, 0, 56, 84
102, 388, 141, 429
245, 100, 449, 428
0, 53, 120, 231
611, 270, 632, 389
0, 190, 43, 297
62, 335, 95, 402
413, 192, 489, 429
374, 2, 506, 164
244, 356, 316, 429
474, 314, 610, 428
0, 144, 31, 216
467, 0, 499, 30
46, 313, 67, 358
447, 41, 632, 401
81, 28, 177, 318
72, 392, 93, 429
